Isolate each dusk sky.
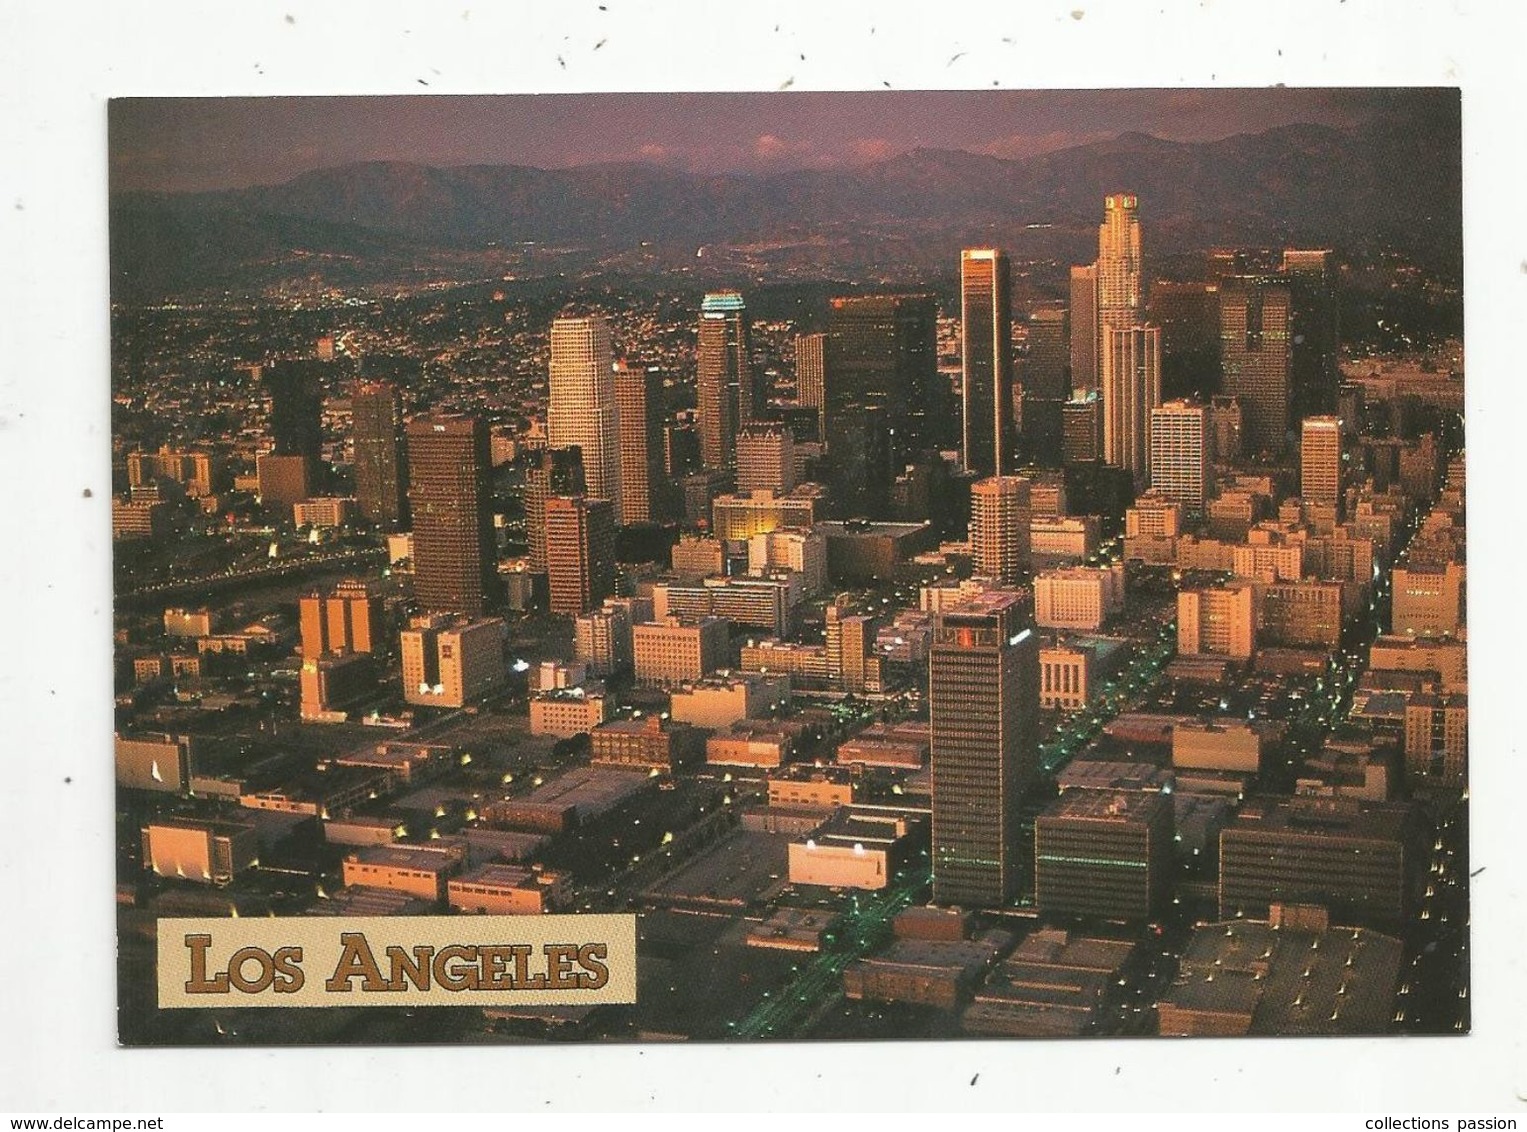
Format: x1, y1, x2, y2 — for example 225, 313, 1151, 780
109, 88, 1453, 194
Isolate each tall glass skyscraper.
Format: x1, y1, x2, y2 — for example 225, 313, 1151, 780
406, 415, 498, 618
960, 248, 1013, 477
696, 291, 755, 470
549, 314, 623, 524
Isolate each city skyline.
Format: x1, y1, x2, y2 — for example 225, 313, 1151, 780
106, 90, 1467, 1052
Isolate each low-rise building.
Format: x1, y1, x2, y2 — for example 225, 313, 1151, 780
590, 715, 707, 772
668, 673, 791, 730
142, 817, 260, 885
448, 863, 571, 915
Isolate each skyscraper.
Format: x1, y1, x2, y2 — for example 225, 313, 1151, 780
1023, 307, 1069, 467
929, 592, 1040, 907
1149, 400, 1209, 517
696, 292, 755, 470
525, 447, 585, 572
1220, 277, 1293, 456
614, 361, 665, 524
1102, 324, 1162, 481
1069, 263, 1099, 394
544, 495, 616, 616
1097, 193, 1143, 377
549, 314, 623, 523
969, 476, 1032, 584
265, 361, 324, 466
960, 249, 1014, 477
406, 416, 498, 618
793, 332, 826, 440
1301, 415, 1344, 512
735, 420, 796, 497
825, 294, 941, 451
1282, 249, 1341, 423
352, 381, 408, 531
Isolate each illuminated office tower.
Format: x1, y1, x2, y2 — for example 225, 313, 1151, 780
615, 361, 665, 524
794, 332, 826, 440
544, 496, 616, 616
929, 592, 1040, 908
352, 381, 408, 530
1301, 415, 1344, 513
960, 249, 1014, 476
1220, 278, 1293, 456
525, 447, 585, 572
548, 314, 622, 523
406, 416, 498, 618
1096, 194, 1143, 385
1102, 324, 1162, 480
735, 420, 796, 497
299, 578, 386, 660
970, 475, 1032, 584
696, 291, 756, 470
1069, 263, 1099, 394
1149, 400, 1209, 517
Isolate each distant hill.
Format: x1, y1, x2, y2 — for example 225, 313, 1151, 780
109, 119, 1461, 301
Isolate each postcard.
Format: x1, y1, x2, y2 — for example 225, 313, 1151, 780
107, 88, 1466, 1048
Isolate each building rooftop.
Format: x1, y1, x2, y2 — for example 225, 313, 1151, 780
1162, 919, 1404, 1035
1226, 796, 1412, 842
1057, 759, 1173, 794
1040, 789, 1172, 824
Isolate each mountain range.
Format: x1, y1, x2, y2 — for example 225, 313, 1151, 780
109, 117, 1461, 300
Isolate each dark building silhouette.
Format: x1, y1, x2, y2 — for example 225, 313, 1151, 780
265, 361, 324, 465
826, 293, 942, 454
1220, 276, 1293, 456
352, 382, 408, 530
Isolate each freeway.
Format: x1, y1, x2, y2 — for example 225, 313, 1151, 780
117, 546, 388, 609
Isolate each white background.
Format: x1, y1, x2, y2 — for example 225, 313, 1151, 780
2, 0, 1524, 1114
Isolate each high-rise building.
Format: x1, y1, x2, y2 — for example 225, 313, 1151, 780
1281, 249, 1341, 422
1178, 583, 1258, 659
1062, 394, 1103, 465
1206, 395, 1244, 464
969, 476, 1032, 584
1096, 194, 1143, 389
794, 332, 827, 439
543, 495, 616, 616
401, 615, 509, 708
929, 592, 1040, 907
1069, 264, 1099, 394
825, 294, 941, 452
548, 315, 622, 522
1149, 400, 1209, 516
525, 447, 586, 572
1220, 277, 1293, 456
265, 361, 324, 466
614, 361, 665, 524
406, 416, 498, 618
1300, 415, 1344, 513
1023, 307, 1069, 467
352, 382, 408, 530
960, 249, 1014, 476
696, 291, 755, 470
735, 420, 797, 496
299, 578, 386, 660
1102, 324, 1162, 480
